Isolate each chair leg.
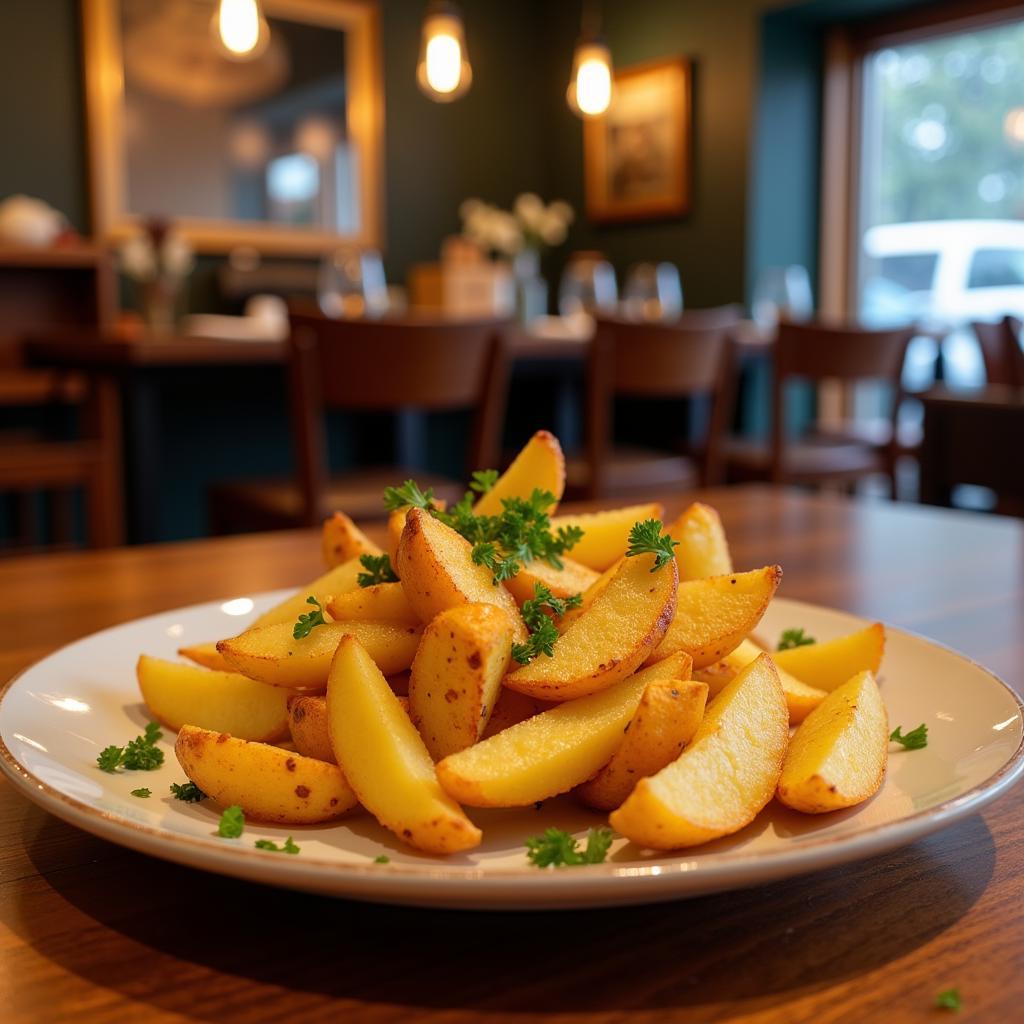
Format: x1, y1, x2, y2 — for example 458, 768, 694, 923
83, 376, 125, 548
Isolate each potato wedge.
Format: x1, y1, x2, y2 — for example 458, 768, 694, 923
554, 558, 621, 633
288, 693, 410, 763
252, 559, 363, 629
504, 556, 599, 607
776, 671, 888, 813
397, 508, 527, 642
327, 636, 481, 854
408, 604, 513, 760
326, 582, 419, 626
694, 638, 827, 724
137, 655, 290, 741
175, 725, 358, 823
549, 503, 663, 571
322, 511, 381, 568
436, 658, 691, 807
219, 620, 422, 689
646, 565, 782, 669
179, 641, 233, 672
504, 553, 677, 701
610, 654, 789, 849
386, 498, 447, 568
577, 677, 707, 811
666, 502, 732, 579
770, 623, 886, 691
472, 429, 565, 517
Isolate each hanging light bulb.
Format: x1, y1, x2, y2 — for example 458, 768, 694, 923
567, 2, 613, 118
417, 0, 472, 102
213, 0, 270, 61
1005, 107, 1024, 148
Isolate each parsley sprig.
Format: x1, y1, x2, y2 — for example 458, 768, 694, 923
525, 826, 614, 867
778, 628, 815, 650
217, 805, 245, 838
935, 989, 962, 1012
511, 583, 583, 665
890, 723, 928, 750
97, 721, 164, 773
625, 520, 678, 571
255, 836, 300, 854
383, 479, 437, 513
357, 553, 398, 588
170, 781, 206, 803
131, 787, 151, 798
292, 596, 327, 639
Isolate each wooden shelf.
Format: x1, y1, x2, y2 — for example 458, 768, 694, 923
0, 243, 107, 268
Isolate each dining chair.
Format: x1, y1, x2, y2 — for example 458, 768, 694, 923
972, 316, 1024, 387
727, 319, 916, 494
566, 309, 740, 500
208, 314, 511, 532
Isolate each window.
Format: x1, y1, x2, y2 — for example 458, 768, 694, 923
967, 248, 1024, 288
877, 253, 939, 292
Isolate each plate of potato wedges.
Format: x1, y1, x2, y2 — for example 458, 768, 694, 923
2, 431, 1022, 909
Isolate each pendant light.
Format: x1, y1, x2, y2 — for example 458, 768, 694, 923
417, 0, 472, 102
567, 1, 612, 118
213, 0, 270, 61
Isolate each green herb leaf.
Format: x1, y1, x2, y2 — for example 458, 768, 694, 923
130, 787, 151, 798
511, 584, 583, 664
890, 723, 928, 750
96, 721, 163, 773
935, 989, 962, 1012
217, 805, 245, 838
582, 825, 614, 863
525, 827, 614, 867
97, 745, 125, 773
469, 469, 499, 494
170, 781, 206, 803
374, 854, 390, 864
777, 627, 815, 651
292, 595, 327, 639
357, 553, 399, 588
382, 479, 435, 512
625, 519, 678, 571
255, 836, 300, 854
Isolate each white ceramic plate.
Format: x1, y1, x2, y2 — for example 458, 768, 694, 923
1, 594, 1022, 910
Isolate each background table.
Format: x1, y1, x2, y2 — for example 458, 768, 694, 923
2, 487, 1022, 1022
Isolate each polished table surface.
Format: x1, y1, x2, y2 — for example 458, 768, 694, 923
2, 486, 1022, 1023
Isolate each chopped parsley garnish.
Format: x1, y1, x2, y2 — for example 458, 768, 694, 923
170, 781, 206, 803
255, 836, 300, 854
383, 479, 436, 512
890, 723, 928, 750
511, 583, 583, 665
96, 721, 164, 773
217, 805, 245, 838
526, 826, 614, 867
130, 788, 151, 798
357, 553, 399, 588
292, 595, 327, 639
625, 519, 678, 571
935, 988, 962, 1012
469, 469, 499, 494
778, 628, 815, 650
374, 854, 390, 864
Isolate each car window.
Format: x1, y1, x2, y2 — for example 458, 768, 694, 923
967, 249, 1024, 289
875, 253, 938, 292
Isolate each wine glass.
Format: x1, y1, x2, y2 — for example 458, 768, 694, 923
318, 248, 389, 318
621, 262, 684, 321
751, 265, 814, 331
558, 255, 618, 318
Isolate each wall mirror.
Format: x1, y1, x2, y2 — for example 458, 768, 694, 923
84, 0, 383, 253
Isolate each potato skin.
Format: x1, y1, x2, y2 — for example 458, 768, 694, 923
178, 642, 233, 672
321, 511, 381, 568
288, 693, 410, 763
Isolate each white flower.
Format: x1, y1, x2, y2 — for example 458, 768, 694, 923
489, 211, 524, 256
538, 209, 568, 246
120, 236, 157, 280
514, 192, 544, 232
161, 234, 194, 277
548, 200, 574, 227
459, 198, 485, 223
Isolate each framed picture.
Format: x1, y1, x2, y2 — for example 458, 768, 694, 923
583, 57, 692, 223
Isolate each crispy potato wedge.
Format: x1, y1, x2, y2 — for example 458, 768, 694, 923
577, 677, 706, 811
776, 670, 888, 813
408, 604, 513, 760
137, 655, 290, 741
326, 582, 419, 626
610, 654, 789, 849
646, 565, 782, 669
480, 688, 549, 738
218, 620, 422, 689
327, 637, 481, 854
555, 558, 621, 633
397, 508, 528, 642
251, 559, 363, 629
504, 553, 677, 701
385, 498, 447, 568
504, 556, 599, 607
322, 511, 381, 568
770, 623, 886, 691
178, 641, 233, 672
288, 693, 410, 763
473, 429, 565, 517
694, 638, 827, 724
175, 725, 358, 823
549, 503, 663, 571
666, 502, 733, 579
436, 658, 692, 808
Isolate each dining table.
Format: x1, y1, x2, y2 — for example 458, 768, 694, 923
1, 485, 1022, 1023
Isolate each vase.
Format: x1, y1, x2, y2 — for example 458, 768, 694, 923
512, 248, 548, 324
140, 276, 181, 335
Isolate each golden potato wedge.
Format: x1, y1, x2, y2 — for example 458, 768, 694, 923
436, 657, 691, 808
646, 565, 782, 669
694, 638, 827, 724
137, 655, 290, 741
218, 620, 422, 689
666, 502, 733, 579
577, 678, 707, 811
554, 558, 621, 633
175, 725, 358, 823
610, 654, 789, 849
178, 641, 233, 672
504, 553, 677, 701
480, 688, 549, 738
252, 559, 363, 629
385, 498, 447, 568
326, 582, 419, 626
472, 429, 566, 517
288, 693, 410, 763
777, 671, 888, 813
408, 604, 513, 760
549, 503, 664, 571
397, 508, 527, 642
504, 556, 599, 607
322, 511, 382, 568
327, 636, 481, 854
770, 623, 886, 691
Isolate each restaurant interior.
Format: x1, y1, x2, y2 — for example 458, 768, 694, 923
1, 1, 1023, 1021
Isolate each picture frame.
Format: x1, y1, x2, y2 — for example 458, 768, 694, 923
583, 56, 692, 223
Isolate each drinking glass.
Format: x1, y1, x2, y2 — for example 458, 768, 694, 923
318, 248, 389, 318
751, 265, 814, 331
558, 256, 618, 317
621, 262, 684, 321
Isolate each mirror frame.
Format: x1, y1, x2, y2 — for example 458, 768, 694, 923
83, 0, 384, 254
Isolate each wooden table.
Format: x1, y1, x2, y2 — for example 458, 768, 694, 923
2, 486, 1022, 1022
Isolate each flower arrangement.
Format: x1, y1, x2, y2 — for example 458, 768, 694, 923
118, 218, 195, 333
459, 193, 574, 258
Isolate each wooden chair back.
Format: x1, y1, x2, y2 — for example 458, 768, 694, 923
288, 313, 511, 522
973, 317, 1024, 388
